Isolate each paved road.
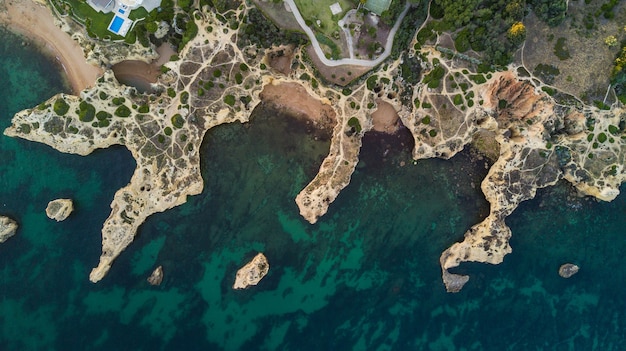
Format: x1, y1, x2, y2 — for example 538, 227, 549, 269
284, 0, 411, 68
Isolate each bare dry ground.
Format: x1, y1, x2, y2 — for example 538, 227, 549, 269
521, 1, 626, 103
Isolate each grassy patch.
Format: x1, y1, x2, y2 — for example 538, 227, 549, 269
293, 0, 356, 38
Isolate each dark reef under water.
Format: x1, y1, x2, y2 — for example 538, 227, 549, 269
1, 27, 626, 350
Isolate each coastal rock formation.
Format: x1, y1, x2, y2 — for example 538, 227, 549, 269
0, 216, 18, 243
147, 265, 164, 285
5, 1, 625, 291
233, 253, 269, 289
45, 198, 73, 221
559, 263, 579, 278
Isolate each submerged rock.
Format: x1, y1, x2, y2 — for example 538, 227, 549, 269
559, 263, 579, 278
46, 199, 74, 222
233, 253, 269, 290
0, 216, 18, 243
147, 265, 164, 286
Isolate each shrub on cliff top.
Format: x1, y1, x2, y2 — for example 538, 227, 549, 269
79, 101, 96, 122
171, 114, 185, 128
114, 105, 131, 118
53, 99, 70, 116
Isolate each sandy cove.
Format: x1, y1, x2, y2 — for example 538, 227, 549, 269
0, 0, 103, 93
260, 81, 401, 133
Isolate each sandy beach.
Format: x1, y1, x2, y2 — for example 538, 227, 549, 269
260, 81, 337, 131
0, 0, 103, 93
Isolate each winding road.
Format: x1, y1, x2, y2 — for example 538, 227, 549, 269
284, 0, 411, 68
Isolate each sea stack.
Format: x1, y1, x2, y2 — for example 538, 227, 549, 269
559, 263, 580, 278
46, 199, 74, 222
233, 253, 269, 289
0, 216, 18, 243
147, 266, 164, 286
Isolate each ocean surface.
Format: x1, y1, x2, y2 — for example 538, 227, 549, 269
1, 27, 626, 351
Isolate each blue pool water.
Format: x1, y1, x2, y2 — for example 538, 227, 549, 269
108, 16, 124, 34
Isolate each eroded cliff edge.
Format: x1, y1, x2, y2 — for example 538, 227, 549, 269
5, 2, 625, 290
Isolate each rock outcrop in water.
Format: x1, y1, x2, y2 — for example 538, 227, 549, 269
147, 265, 164, 286
233, 253, 269, 289
46, 199, 73, 221
0, 216, 18, 243
559, 263, 580, 278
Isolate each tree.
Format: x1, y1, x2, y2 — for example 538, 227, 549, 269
507, 22, 526, 46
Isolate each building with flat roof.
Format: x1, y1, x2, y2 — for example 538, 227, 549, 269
364, 0, 392, 16
88, 0, 115, 13
87, 0, 162, 37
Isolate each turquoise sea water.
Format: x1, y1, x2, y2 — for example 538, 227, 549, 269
1, 27, 626, 350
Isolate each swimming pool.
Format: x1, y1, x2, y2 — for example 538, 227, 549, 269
108, 15, 125, 34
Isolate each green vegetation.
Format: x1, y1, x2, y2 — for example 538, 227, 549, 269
167, 88, 176, 98
423, 65, 445, 89
553, 37, 570, 60
428, 0, 565, 65
421, 116, 431, 124
96, 111, 112, 120
171, 114, 185, 128
599, 0, 620, 19
533, 64, 560, 84
20, 124, 31, 134
453, 94, 463, 105
593, 100, 611, 110
598, 132, 607, 143
611, 46, 626, 104
238, 8, 308, 49
223, 95, 236, 106
114, 105, 131, 117
469, 74, 487, 84
541, 86, 556, 96
53, 99, 70, 116
138, 105, 150, 113
293, 0, 352, 38
78, 101, 96, 122
180, 92, 190, 105
315, 33, 341, 60
366, 75, 378, 90
347, 117, 362, 133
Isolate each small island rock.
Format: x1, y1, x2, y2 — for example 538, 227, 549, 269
233, 253, 269, 290
559, 263, 580, 278
147, 266, 164, 286
0, 216, 18, 243
46, 199, 74, 222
